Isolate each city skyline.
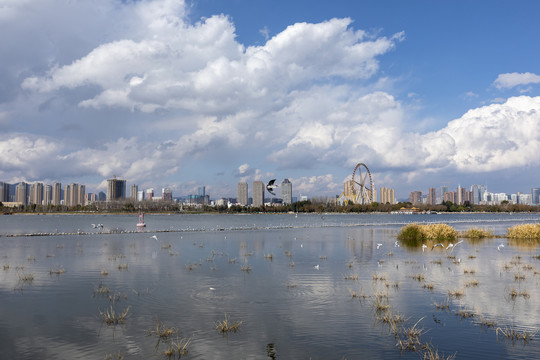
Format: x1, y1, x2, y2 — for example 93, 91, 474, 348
1, 1, 540, 198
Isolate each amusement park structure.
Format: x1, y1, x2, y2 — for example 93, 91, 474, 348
337, 163, 375, 205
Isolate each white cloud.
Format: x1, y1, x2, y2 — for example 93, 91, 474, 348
439, 96, 540, 171
493, 72, 540, 89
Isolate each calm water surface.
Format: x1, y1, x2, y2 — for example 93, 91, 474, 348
1, 213, 540, 359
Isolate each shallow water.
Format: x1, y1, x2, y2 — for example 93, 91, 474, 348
0, 213, 540, 359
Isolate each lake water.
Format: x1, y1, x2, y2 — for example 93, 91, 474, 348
1, 213, 540, 359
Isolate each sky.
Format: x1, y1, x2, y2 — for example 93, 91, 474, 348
1, 0, 540, 201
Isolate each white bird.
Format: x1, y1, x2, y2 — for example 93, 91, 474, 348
209, 287, 215, 291
446, 243, 454, 250
377, 243, 383, 249
422, 244, 427, 252
450, 240, 463, 253
300, 244, 303, 248
314, 264, 319, 270
497, 243, 505, 251
432, 243, 444, 250
91, 224, 96, 228
151, 235, 158, 242
394, 241, 400, 248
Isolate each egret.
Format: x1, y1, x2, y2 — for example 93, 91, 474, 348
422, 244, 427, 252
450, 240, 463, 253
91, 224, 96, 228
497, 243, 505, 251
446, 243, 454, 251
432, 243, 444, 250
394, 241, 400, 248
151, 235, 158, 242
314, 264, 319, 270
377, 243, 383, 249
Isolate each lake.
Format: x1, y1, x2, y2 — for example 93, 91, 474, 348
1, 212, 540, 359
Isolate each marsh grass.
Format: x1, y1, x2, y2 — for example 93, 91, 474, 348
509, 289, 530, 299
410, 273, 425, 282
434, 299, 450, 310
3, 263, 9, 270
101, 270, 109, 276
117, 263, 128, 271
104, 350, 124, 360
264, 253, 273, 260
496, 324, 537, 344
240, 264, 252, 272
455, 309, 475, 319
397, 224, 457, 246
373, 297, 390, 312
422, 282, 435, 291
372, 273, 387, 281
146, 317, 177, 339
49, 266, 66, 276
170, 336, 192, 357
460, 228, 495, 239
349, 288, 368, 299
343, 274, 359, 280
215, 314, 243, 333
99, 305, 130, 325
463, 268, 476, 275
465, 279, 479, 287
507, 223, 540, 240
395, 317, 426, 352
17, 272, 34, 282
448, 289, 464, 298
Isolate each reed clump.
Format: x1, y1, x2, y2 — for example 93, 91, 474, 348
496, 325, 537, 343
215, 314, 243, 333
507, 223, 540, 240
99, 305, 130, 325
460, 228, 495, 239
397, 224, 457, 246
146, 317, 177, 338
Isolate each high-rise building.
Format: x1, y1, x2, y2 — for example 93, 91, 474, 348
44, 185, 52, 205
0, 182, 10, 202
130, 184, 138, 202
380, 187, 395, 204
52, 182, 62, 205
253, 181, 264, 207
409, 191, 423, 205
107, 177, 126, 201
162, 188, 173, 202
198, 186, 206, 197
344, 179, 356, 196
15, 182, 28, 205
532, 188, 540, 205
427, 188, 437, 205
65, 183, 85, 206
471, 185, 487, 204
29, 182, 44, 205
146, 188, 154, 201
457, 185, 466, 205
237, 182, 248, 206
281, 179, 292, 205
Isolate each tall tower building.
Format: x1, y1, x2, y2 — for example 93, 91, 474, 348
471, 185, 487, 204
146, 188, 154, 201
52, 182, 62, 205
409, 191, 423, 205
380, 187, 395, 204
130, 184, 138, 202
107, 177, 126, 201
237, 182, 248, 206
427, 188, 437, 205
344, 179, 356, 196
44, 185, 52, 205
162, 188, 173, 202
30, 182, 44, 205
15, 182, 28, 205
0, 182, 10, 202
532, 188, 540, 205
281, 179, 292, 205
252, 181, 264, 207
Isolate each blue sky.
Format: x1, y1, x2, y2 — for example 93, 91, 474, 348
1, 0, 540, 200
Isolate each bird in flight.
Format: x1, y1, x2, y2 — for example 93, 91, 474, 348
266, 179, 279, 195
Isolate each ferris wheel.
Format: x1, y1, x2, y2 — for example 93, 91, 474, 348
352, 163, 374, 205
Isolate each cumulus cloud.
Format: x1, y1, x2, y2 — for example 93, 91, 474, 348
439, 96, 540, 171
493, 72, 540, 89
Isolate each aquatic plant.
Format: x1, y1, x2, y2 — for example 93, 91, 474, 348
507, 223, 540, 240
465, 279, 479, 287
422, 282, 435, 290
434, 299, 450, 310
49, 266, 66, 275
104, 350, 124, 360
99, 305, 130, 325
496, 324, 537, 343
460, 228, 495, 239
18, 272, 34, 282
397, 223, 457, 246
215, 314, 243, 333
448, 289, 464, 298
343, 274, 359, 280
171, 336, 192, 357
146, 316, 177, 339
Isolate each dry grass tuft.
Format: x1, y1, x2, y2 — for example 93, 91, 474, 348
465, 279, 479, 287
460, 228, 494, 239
507, 223, 540, 239
448, 289, 464, 298
215, 314, 243, 333
496, 324, 537, 343
398, 223, 457, 246
434, 299, 450, 310
146, 316, 177, 338
99, 305, 130, 325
